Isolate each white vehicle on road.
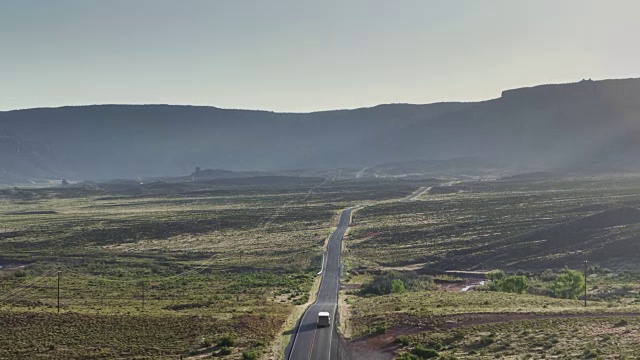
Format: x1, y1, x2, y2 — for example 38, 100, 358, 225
317, 311, 330, 327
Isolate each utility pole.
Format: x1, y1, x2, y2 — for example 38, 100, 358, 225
584, 260, 588, 307
57, 268, 61, 314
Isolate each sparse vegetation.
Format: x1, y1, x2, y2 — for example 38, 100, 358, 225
241, 350, 260, 360
411, 345, 439, 358
360, 271, 432, 296
340, 176, 640, 358
0, 178, 418, 359
390, 317, 640, 358
217, 335, 236, 347
6, 174, 640, 358
347, 177, 640, 271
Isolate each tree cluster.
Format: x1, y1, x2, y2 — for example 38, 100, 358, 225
360, 271, 431, 296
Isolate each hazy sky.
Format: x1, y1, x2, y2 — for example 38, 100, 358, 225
2, 0, 639, 112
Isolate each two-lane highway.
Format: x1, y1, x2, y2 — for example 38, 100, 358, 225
288, 183, 447, 359
288, 209, 353, 360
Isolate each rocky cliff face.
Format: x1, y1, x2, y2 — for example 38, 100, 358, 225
1, 78, 640, 184
501, 78, 640, 105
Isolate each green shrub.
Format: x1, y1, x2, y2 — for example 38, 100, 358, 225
550, 270, 585, 299
486, 270, 506, 282
425, 339, 443, 351
373, 324, 387, 334
478, 335, 495, 347
217, 335, 236, 347
492, 275, 529, 293
397, 335, 411, 346
360, 271, 431, 296
391, 279, 406, 293
217, 346, 231, 355
540, 269, 558, 281
411, 345, 439, 358
487, 270, 529, 293
397, 353, 420, 360
242, 350, 259, 360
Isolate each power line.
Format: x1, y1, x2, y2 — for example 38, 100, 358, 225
0, 275, 55, 307
0, 268, 58, 303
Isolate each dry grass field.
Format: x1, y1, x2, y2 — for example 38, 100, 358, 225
0, 177, 426, 359
340, 176, 640, 359
5, 175, 640, 359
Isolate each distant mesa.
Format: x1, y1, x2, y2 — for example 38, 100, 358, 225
2, 77, 640, 184
500, 77, 640, 103
190, 167, 263, 181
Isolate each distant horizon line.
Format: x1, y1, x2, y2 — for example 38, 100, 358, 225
2, 76, 638, 115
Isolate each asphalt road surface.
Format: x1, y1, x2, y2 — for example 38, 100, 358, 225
288, 208, 353, 360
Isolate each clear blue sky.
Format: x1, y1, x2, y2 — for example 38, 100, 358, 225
2, 0, 639, 112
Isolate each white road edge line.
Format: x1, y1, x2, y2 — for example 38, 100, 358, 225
317, 253, 325, 275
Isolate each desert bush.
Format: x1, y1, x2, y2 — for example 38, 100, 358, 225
360, 271, 431, 296
486, 270, 506, 282
478, 334, 495, 347
397, 353, 420, 360
242, 350, 259, 360
425, 338, 443, 351
487, 270, 529, 293
492, 275, 529, 294
411, 345, 439, 358
373, 324, 387, 334
549, 270, 585, 299
539, 269, 558, 281
391, 279, 406, 293
397, 335, 412, 346
217, 335, 236, 347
